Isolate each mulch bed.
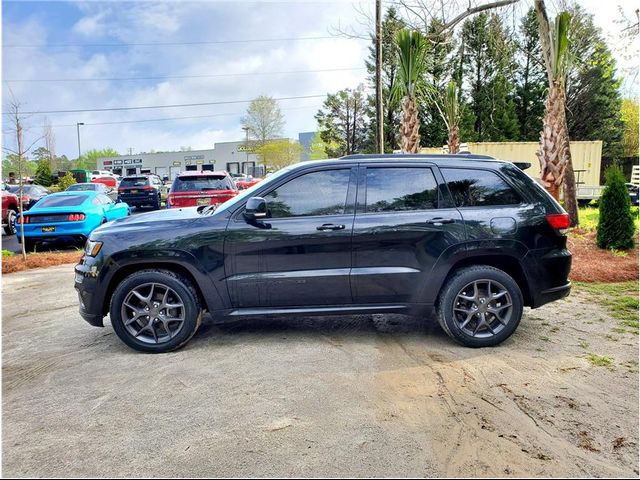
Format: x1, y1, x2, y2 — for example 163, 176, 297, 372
2, 251, 83, 274
568, 230, 639, 283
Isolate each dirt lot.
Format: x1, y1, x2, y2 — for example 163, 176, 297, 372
2, 264, 638, 477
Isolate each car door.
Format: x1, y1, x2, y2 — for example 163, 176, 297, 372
351, 164, 466, 304
224, 165, 357, 308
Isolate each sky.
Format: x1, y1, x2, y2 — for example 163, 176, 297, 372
1, 0, 637, 159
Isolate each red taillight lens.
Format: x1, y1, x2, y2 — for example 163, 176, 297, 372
546, 213, 570, 232
118, 188, 125, 192
68, 213, 86, 221
17, 216, 28, 224
142, 186, 154, 191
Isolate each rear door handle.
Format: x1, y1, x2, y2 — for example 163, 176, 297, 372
426, 218, 455, 225
317, 223, 346, 231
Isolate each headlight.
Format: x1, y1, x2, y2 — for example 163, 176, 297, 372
85, 240, 103, 257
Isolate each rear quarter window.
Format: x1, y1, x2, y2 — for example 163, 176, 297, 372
442, 168, 521, 207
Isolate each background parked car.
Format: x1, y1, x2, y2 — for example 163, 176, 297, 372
117, 175, 163, 210
7, 184, 50, 210
2, 184, 19, 235
67, 182, 117, 202
16, 191, 130, 251
91, 175, 118, 189
167, 171, 238, 208
234, 175, 262, 190
90, 170, 114, 180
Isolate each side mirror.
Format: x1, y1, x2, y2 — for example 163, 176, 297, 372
243, 197, 268, 221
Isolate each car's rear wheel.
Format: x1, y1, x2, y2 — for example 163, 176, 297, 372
4, 209, 16, 235
436, 265, 523, 348
110, 270, 202, 353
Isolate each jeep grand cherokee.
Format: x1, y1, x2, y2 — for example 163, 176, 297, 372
75, 154, 571, 353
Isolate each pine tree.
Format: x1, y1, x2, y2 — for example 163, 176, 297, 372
597, 165, 635, 250
34, 158, 53, 186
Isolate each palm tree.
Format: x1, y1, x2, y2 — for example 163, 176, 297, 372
431, 80, 462, 154
391, 29, 429, 153
535, 1, 579, 225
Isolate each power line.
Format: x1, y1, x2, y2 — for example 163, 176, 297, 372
5, 94, 327, 115
4, 35, 362, 48
46, 104, 323, 128
4, 67, 365, 83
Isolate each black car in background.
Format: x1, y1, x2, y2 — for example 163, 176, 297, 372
7, 184, 50, 210
116, 175, 162, 210
76, 154, 572, 353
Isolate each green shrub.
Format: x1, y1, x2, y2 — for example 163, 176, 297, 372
34, 159, 53, 186
57, 172, 77, 191
597, 165, 635, 250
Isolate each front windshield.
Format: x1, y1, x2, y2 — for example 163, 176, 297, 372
213, 165, 297, 215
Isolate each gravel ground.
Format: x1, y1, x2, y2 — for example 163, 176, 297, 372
2, 264, 638, 477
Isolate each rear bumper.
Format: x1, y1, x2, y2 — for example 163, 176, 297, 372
523, 247, 572, 308
118, 193, 158, 207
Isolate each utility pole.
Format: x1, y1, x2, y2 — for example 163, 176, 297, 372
375, 0, 384, 154
242, 126, 250, 175
76, 122, 84, 160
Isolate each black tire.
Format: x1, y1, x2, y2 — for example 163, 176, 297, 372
436, 265, 523, 348
110, 269, 203, 353
3, 209, 16, 235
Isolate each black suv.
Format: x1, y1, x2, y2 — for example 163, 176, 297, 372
75, 155, 571, 353
117, 175, 162, 210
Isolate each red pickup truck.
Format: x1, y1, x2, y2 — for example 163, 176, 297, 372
166, 171, 238, 208
2, 185, 19, 235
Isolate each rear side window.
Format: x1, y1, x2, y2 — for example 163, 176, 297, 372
120, 177, 149, 188
172, 175, 234, 192
365, 167, 438, 212
442, 168, 521, 207
37, 195, 88, 208
265, 169, 351, 218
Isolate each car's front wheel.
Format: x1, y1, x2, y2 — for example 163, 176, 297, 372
436, 265, 523, 348
110, 269, 203, 353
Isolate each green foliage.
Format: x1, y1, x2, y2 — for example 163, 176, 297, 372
315, 85, 368, 157
256, 139, 303, 172
2, 250, 15, 257
621, 99, 639, 157
514, 9, 547, 141
241, 96, 285, 147
34, 159, 53, 186
74, 148, 119, 170
551, 11, 571, 80
308, 132, 332, 160
365, 6, 405, 152
390, 29, 430, 106
586, 353, 613, 368
57, 171, 77, 191
597, 165, 635, 250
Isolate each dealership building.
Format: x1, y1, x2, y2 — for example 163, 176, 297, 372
98, 140, 263, 180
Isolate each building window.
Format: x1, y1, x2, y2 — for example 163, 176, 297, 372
226, 162, 240, 174
242, 162, 256, 176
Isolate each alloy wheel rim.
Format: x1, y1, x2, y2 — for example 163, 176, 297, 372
121, 282, 186, 344
453, 279, 513, 338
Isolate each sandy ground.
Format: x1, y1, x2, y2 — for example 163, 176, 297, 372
2, 264, 638, 478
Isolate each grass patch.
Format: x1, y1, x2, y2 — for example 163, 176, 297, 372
579, 340, 589, 349
586, 353, 614, 368
574, 281, 639, 335
2, 249, 15, 257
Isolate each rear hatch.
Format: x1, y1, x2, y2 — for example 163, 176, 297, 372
168, 174, 237, 208
118, 177, 156, 203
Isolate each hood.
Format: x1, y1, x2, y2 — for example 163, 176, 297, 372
104, 206, 203, 228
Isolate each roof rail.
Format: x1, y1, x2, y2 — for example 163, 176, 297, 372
339, 153, 497, 160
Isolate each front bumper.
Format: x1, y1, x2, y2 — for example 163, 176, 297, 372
74, 260, 105, 327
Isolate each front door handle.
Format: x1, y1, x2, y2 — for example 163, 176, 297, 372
317, 223, 346, 231
426, 218, 455, 225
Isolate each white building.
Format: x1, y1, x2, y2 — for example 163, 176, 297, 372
98, 140, 263, 180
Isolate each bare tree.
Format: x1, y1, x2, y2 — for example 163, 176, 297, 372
43, 118, 56, 172
3, 93, 43, 258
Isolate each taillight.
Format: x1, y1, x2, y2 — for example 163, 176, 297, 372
118, 188, 125, 192
68, 213, 86, 221
142, 186, 155, 191
546, 213, 570, 233
17, 216, 28, 224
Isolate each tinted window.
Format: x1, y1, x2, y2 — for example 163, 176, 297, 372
172, 175, 233, 192
120, 177, 149, 188
265, 169, 351, 218
67, 183, 98, 191
37, 195, 88, 208
365, 167, 438, 212
442, 168, 521, 207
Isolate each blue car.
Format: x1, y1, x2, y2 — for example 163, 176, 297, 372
16, 191, 130, 250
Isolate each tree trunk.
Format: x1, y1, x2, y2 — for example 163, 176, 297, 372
561, 116, 580, 226
537, 81, 569, 201
448, 125, 460, 154
400, 96, 420, 153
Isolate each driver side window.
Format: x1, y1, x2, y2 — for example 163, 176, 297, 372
265, 169, 351, 218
